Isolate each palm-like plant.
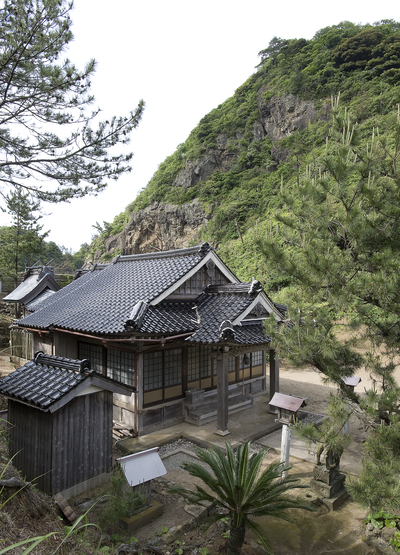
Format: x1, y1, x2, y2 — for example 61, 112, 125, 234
170, 441, 313, 555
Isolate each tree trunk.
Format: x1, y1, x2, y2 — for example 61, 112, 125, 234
227, 522, 246, 555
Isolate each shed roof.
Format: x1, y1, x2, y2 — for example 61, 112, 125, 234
269, 392, 305, 413
117, 448, 167, 486
0, 352, 135, 413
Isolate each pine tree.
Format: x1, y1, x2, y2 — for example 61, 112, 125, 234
0, 188, 48, 287
259, 99, 400, 511
0, 0, 144, 204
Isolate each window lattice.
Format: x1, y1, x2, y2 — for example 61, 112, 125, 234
78, 342, 103, 373
228, 356, 236, 372
107, 350, 135, 387
164, 349, 182, 387
143, 351, 163, 391
188, 347, 200, 381
200, 347, 211, 378
252, 351, 263, 366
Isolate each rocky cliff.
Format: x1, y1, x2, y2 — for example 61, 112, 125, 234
96, 94, 328, 261
95, 199, 210, 259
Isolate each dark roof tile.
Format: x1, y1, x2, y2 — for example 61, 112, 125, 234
15, 245, 280, 348
0, 354, 116, 411
18, 244, 212, 334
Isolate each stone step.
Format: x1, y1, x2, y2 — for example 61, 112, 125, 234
184, 394, 253, 426
199, 386, 244, 406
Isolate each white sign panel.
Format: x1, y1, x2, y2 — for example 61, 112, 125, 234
116, 447, 167, 487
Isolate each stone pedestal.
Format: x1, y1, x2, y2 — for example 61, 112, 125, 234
310, 464, 348, 511
185, 389, 204, 407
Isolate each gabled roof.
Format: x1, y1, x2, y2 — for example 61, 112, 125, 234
125, 282, 283, 345
15, 245, 284, 347
0, 352, 135, 413
3, 266, 60, 305
187, 282, 283, 345
17, 243, 238, 335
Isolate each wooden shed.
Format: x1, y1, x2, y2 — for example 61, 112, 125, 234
0, 352, 135, 497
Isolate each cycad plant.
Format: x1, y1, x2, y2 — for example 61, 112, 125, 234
169, 441, 313, 555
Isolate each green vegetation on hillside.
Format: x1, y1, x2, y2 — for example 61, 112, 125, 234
259, 98, 400, 512
94, 20, 400, 286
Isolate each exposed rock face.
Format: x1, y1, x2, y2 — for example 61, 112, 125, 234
170, 93, 330, 190
97, 93, 330, 259
257, 90, 330, 162
257, 90, 320, 141
101, 199, 210, 258
172, 136, 236, 190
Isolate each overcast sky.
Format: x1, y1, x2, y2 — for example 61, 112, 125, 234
4, 1, 398, 252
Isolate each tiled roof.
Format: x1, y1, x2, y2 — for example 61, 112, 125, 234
186, 289, 271, 345
15, 245, 280, 347
17, 244, 213, 334
139, 302, 198, 334
3, 266, 60, 305
0, 352, 134, 412
25, 288, 56, 312
126, 282, 272, 344
0, 357, 90, 411
233, 322, 271, 345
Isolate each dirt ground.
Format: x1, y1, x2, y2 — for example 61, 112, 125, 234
126, 458, 370, 555
80, 360, 374, 554
0, 343, 386, 554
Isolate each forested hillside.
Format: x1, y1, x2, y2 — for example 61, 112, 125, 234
83, 20, 400, 293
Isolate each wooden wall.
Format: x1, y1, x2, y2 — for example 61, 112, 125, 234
53, 331, 77, 359
8, 390, 113, 495
8, 400, 54, 493
170, 265, 229, 297
10, 329, 33, 360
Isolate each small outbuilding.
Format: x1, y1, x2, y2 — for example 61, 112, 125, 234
3, 264, 61, 317
0, 351, 135, 497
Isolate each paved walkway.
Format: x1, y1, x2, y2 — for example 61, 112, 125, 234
120, 393, 364, 477
0, 352, 364, 476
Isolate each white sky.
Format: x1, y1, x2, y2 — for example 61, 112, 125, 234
3, 1, 398, 252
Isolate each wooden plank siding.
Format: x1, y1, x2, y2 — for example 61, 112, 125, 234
168, 265, 229, 298
10, 330, 34, 360
51, 391, 113, 494
8, 400, 53, 494
8, 390, 113, 495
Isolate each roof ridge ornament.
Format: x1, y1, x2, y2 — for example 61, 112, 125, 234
125, 300, 149, 331
33, 351, 92, 373
248, 279, 262, 295
219, 320, 236, 342
199, 242, 211, 255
